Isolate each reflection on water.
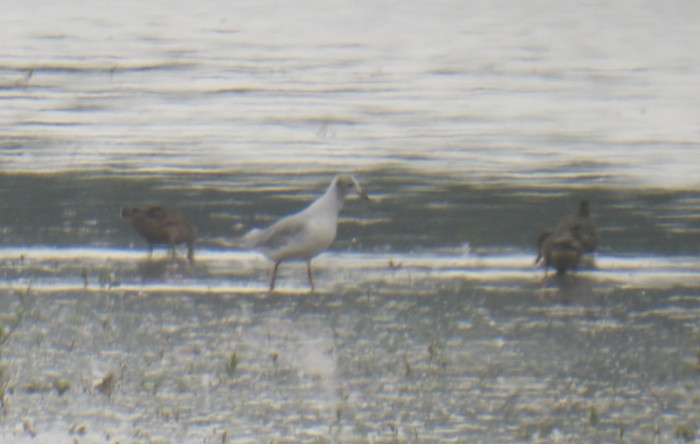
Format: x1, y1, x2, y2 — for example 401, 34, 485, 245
3, 0, 700, 188
2, 0, 700, 442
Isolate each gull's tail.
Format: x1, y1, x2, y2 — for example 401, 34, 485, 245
198, 229, 262, 250
197, 237, 237, 249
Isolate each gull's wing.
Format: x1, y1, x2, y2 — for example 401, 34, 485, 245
245, 215, 310, 250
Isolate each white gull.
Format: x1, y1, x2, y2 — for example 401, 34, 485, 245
234, 174, 369, 291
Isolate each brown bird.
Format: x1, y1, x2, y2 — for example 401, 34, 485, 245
535, 200, 598, 277
536, 228, 583, 277
120, 206, 195, 263
556, 199, 599, 254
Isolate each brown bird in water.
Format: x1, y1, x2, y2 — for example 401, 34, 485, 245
535, 200, 597, 276
555, 199, 599, 254
535, 228, 583, 277
120, 206, 195, 263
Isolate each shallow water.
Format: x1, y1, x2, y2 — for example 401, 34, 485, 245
2, 0, 700, 443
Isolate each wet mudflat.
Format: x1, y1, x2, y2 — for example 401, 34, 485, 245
1, 271, 699, 443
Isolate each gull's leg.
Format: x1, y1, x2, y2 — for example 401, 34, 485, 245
306, 260, 315, 292
147, 243, 154, 260
269, 261, 281, 291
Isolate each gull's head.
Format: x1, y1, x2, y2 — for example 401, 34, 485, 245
334, 174, 369, 200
